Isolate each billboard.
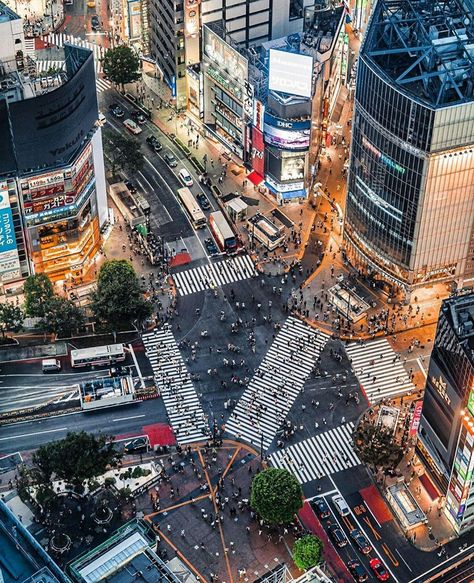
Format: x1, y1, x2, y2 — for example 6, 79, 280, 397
251, 127, 265, 176
203, 25, 248, 85
264, 111, 311, 130
268, 49, 313, 98
263, 123, 310, 150
0, 183, 20, 282
127, 0, 141, 40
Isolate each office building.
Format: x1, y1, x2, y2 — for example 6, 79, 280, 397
0, 499, 70, 583
0, 2, 107, 293
343, 0, 474, 297
416, 291, 474, 535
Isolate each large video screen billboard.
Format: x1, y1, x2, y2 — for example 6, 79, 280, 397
268, 49, 313, 98
263, 123, 310, 150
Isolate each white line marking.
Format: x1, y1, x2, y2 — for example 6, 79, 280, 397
112, 414, 145, 422
395, 549, 412, 572
0, 427, 68, 441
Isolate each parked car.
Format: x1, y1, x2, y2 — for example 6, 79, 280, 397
347, 560, 369, 582
123, 119, 142, 135
369, 558, 390, 581
131, 110, 147, 124
204, 238, 218, 256
146, 135, 162, 152
109, 103, 125, 118
350, 529, 372, 554
311, 498, 331, 519
327, 523, 347, 548
124, 437, 149, 454
91, 14, 100, 29
178, 168, 193, 187
163, 151, 178, 167
332, 494, 350, 516
196, 193, 210, 210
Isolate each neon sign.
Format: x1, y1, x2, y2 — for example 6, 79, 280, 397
362, 136, 406, 174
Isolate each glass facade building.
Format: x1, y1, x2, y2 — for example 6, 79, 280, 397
343, 0, 474, 295
416, 291, 474, 535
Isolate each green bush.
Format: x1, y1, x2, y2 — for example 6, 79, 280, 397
292, 535, 323, 570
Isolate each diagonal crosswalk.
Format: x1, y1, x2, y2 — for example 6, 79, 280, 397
225, 317, 328, 450
345, 338, 415, 404
269, 423, 360, 483
142, 326, 210, 444
43, 33, 105, 73
172, 254, 257, 296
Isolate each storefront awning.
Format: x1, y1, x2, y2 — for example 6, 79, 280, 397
247, 171, 264, 186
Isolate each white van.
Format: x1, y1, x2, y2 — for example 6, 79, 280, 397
332, 494, 350, 516
123, 119, 142, 135
178, 168, 193, 187
42, 359, 61, 373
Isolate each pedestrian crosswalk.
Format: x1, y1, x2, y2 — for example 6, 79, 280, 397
96, 77, 112, 93
345, 338, 415, 404
34, 60, 65, 73
43, 33, 106, 73
172, 254, 257, 296
269, 423, 360, 484
143, 326, 210, 444
24, 37, 36, 59
226, 317, 328, 451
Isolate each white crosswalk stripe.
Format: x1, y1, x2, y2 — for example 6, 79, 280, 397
96, 77, 112, 93
269, 423, 360, 483
143, 326, 210, 444
43, 33, 105, 73
34, 60, 65, 73
226, 317, 328, 450
24, 37, 36, 59
173, 254, 257, 296
345, 338, 415, 404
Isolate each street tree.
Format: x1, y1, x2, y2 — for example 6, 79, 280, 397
0, 302, 24, 339
23, 273, 54, 317
292, 535, 323, 571
39, 296, 85, 338
103, 131, 144, 176
250, 468, 303, 524
32, 431, 122, 488
90, 259, 151, 329
354, 418, 403, 472
102, 45, 141, 90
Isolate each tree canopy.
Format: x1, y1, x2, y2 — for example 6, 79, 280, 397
40, 295, 85, 338
292, 535, 323, 571
250, 468, 303, 524
90, 260, 151, 329
354, 419, 403, 472
23, 274, 54, 317
102, 45, 141, 89
103, 131, 144, 176
32, 431, 121, 487
0, 302, 24, 338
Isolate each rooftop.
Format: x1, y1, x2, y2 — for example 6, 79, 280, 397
0, 500, 69, 583
0, 1, 20, 23
363, 0, 474, 107
443, 290, 474, 357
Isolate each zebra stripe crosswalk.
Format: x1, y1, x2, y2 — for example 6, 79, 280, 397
34, 60, 65, 73
172, 254, 257, 296
345, 338, 415, 404
142, 326, 210, 444
269, 423, 360, 484
43, 33, 105, 73
96, 77, 112, 93
24, 37, 36, 59
225, 317, 328, 450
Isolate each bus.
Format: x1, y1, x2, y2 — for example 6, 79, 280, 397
209, 211, 237, 253
177, 187, 207, 229
70, 344, 126, 368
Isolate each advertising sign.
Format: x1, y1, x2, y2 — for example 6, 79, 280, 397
268, 49, 313, 98
263, 123, 310, 150
24, 195, 76, 215
468, 389, 474, 417
28, 172, 64, 191
0, 191, 17, 254
184, 0, 200, 37
127, 0, 141, 40
251, 127, 265, 176
203, 25, 248, 84
265, 175, 304, 193
253, 100, 265, 132
264, 111, 311, 130
410, 400, 423, 435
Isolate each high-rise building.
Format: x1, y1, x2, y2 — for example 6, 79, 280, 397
343, 0, 474, 297
416, 290, 474, 535
0, 2, 107, 293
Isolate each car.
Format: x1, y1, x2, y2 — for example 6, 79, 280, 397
347, 560, 369, 582
146, 135, 162, 152
327, 523, 347, 548
350, 529, 372, 554
123, 119, 142, 135
178, 168, 194, 187
204, 237, 218, 256
163, 151, 178, 167
196, 192, 210, 210
109, 104, 125, 118
91, 14, 100, 29
311, 498, 331, 519
131, 110, 147, 124
369, 558, 390, 581
332, 494, 350, 516
123, 437, 149, 454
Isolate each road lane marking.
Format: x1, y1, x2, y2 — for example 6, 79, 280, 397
395, 549, 412, 572
362, 501, 382, 528
112, 414, 145, 422
362, 516, 382, 540
382, 543, 400, 567
417, 357, 427, 378
0, 427, 68, 441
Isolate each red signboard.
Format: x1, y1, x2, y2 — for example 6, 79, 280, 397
30, 183, 65, 200
252, 127, 265, 176
23, 194, 75, 215
409, 400, 423, 435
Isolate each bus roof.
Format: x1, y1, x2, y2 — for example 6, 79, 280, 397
210, 211, 234, 239
70, 344, 124, 358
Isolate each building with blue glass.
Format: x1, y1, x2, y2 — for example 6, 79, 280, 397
343, 0, 474, 296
